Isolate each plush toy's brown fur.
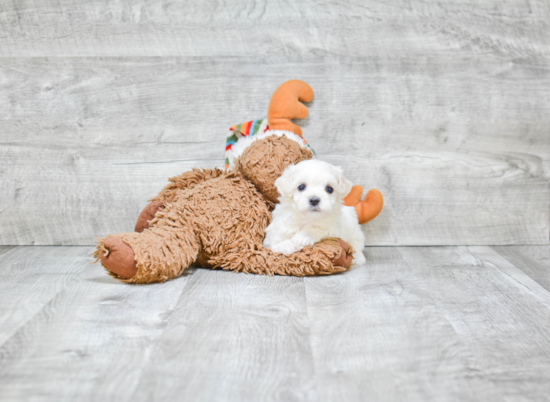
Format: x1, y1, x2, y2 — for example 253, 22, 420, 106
93, 135, 353, 284
92, 79, 387, 284
232, 132, 314, 204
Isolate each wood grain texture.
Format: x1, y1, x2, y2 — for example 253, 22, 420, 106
1, 56, 548, 245
304, 247, 493, 401
492, 245, 550, 292
398, 246, 550, 402
0, 246, 188, 402
1, 245, 550, 401
131, 269, 317, 402
0, 0, 548, 57
0, 246, 89, 346
0, 246, 14, 258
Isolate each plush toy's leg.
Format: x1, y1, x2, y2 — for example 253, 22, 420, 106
209, 238, 353, 276
134, 168, 230, 233
94, 226, 200, 284
98, 237, 138, 279
135, 201, 165, 232
134, 168, 228, 232
152, 168, 226, 204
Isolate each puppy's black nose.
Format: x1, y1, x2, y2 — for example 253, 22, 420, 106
309, 197, 320, 206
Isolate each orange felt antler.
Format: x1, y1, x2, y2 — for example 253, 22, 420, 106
267, 80, 314, 136
343, 185, 384, 224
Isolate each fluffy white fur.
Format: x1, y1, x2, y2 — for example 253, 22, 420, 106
263, 159, 367, 265
228, 129, 311, 169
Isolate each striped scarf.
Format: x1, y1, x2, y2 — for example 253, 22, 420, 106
225, 120, 270, 169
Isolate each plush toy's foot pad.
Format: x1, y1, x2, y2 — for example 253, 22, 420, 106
333, 239, 353, 268
135, 201, 165, 232
100, 237, 138, 279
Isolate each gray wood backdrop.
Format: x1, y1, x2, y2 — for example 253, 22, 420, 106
0, 0, 548, 246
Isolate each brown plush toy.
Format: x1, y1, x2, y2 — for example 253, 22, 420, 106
94, 80, 383, 284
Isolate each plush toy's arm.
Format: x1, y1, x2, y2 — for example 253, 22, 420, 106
151, 168, 226, 203
208, 238, 353, 276
343, 185, 384, 224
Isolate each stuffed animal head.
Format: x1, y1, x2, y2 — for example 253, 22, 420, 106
233, 133, 313, 204
228, 80, 316, 204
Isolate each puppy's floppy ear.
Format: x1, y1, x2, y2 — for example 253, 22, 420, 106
330, 164, 353, 198
338, 176, 354, 198
275, 163, 298, 198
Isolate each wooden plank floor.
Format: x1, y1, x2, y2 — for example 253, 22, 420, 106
0, 246, 549, 401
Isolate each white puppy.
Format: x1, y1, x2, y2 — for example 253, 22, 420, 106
263, 159, 367, 265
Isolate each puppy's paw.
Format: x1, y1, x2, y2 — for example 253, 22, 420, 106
271, 240, 304, 255
291, 232, 316, 248
352, 251, 367, 266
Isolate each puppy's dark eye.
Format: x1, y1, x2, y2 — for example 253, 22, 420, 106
325, 186, 334, 194
298, 184, 306, 191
